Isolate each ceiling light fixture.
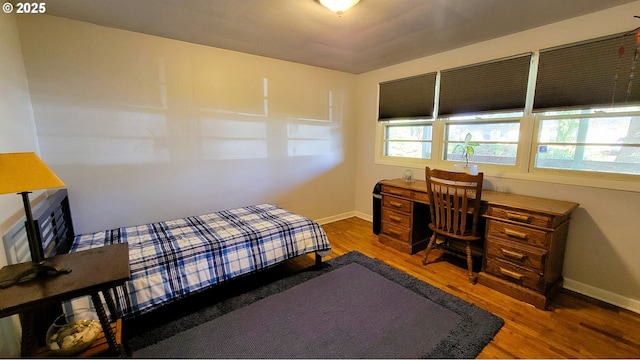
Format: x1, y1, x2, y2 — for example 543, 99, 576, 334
319, 0, 360, 15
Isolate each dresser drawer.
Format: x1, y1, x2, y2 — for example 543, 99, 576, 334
487, 205, 552, 228
485, 258, 542, 292
380, 222, 410, 243
382, 208, 411, 228
487, 219, 549, 248
485, 238, 546, 271
382, 196, 412, 213
382, 185, 412, 198
412, 191, 430, 203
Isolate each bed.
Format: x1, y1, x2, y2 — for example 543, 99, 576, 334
13, 189, 331, 319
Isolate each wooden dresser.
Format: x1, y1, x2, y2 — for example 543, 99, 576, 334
378, 181, 432, 254
377, 178, 579, 309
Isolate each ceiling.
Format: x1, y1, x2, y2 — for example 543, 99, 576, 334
43, 0, 638, 74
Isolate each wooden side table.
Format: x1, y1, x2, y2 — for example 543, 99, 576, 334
0, 243, 130, 357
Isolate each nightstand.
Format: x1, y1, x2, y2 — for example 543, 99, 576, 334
0, 243, 130, 357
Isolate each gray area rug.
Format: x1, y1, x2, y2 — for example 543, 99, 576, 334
129, 251, 504, 358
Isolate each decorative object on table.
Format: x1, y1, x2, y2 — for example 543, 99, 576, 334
453, 132, 479, 175
402, 169, 414, 183
46, 308, 102, 356
0, 152, 69, 288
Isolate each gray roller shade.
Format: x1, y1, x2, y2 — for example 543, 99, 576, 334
439, 54, 532, 117
534, 30, 640, 112
378, 73, 436, 120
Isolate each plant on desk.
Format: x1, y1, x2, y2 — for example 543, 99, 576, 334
453, 132, 479, 175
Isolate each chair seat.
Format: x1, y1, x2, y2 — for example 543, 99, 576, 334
428, 224, 482, 242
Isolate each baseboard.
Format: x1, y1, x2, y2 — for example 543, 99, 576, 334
315, 211, 358, 225
315, 211, 372, 225
563, 278, 640, 314
354, 211, 372, 222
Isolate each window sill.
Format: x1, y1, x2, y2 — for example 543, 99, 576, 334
375, 157, 640, 193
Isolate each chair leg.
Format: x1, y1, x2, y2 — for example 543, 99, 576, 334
422, 233, 437, 265
466, 242, 476, 284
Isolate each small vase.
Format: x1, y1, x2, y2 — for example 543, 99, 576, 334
403, 169, 414, 183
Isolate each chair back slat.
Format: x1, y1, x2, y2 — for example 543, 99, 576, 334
425, 167, 483, 237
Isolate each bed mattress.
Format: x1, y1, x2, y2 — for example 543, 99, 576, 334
72, 203, 331, 318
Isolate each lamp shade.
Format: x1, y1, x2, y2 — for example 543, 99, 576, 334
0, 152, 65, 195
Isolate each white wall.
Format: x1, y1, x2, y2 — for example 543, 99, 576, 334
0, 12, 39, 358
354, 2, 640, 312
16, 15, 356, 234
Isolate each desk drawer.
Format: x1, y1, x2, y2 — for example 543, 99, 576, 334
382, 196, 412, 213
487, 219, 549, 248
485, 258, 542, 292
382, 208, 411, 228
485, 238, 546, 271
487, 206, 552, 228
412, 191, 430, 203
382, 185, 412, 198
380, 222, 410, 243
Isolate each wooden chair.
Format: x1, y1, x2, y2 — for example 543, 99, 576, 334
422, 167, 484, 284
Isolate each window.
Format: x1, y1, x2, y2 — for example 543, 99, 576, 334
534, 107, 640, 175
442, 113, 522, 165
379, 73, 436, 160
532, 30, 640, 177
383, 120, 433, 159
377, 29, 640, 185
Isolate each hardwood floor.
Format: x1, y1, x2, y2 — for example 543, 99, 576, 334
296, 217, 640, 359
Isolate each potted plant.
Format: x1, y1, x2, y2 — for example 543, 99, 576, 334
453, 132, 479, 175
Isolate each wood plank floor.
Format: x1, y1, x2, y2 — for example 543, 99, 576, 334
291, 217, 640, 359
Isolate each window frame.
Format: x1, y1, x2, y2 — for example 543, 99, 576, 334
375, 41, 640, 191
529, 108, 640, 181
440, 114, 524, 167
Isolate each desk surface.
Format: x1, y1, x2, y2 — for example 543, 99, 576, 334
380, 178, 579, 216
0, 243, 130, 317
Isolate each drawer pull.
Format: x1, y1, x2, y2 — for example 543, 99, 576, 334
504, 228, 529, 240
501, 249, 526, 260
499, 267, 524, 280
388, 229, 403, 236
389, 201, 404, 208
389, 215, 403, 223
506, 212, 531, 223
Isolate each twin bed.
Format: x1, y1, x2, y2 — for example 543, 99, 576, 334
26, 189, 331, 319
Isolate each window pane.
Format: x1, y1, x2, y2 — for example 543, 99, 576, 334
535, 144, 640, 174
444, 122, 519, 165
386, 125, 432, 141
446, 123, 520, 142
384, 124, 432, 159
386, 142, 432, 158
535, 111, 640, 175
539, 117, 640, 144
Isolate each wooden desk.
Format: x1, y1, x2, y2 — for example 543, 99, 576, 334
0, 243, 130, 357
378, 178, 579, 309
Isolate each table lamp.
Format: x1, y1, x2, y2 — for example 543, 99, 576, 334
0, 152, 71, 288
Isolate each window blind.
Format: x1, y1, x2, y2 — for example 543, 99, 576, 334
438, 54, 532, 117
378, 73, 436, 120
534, 30, 640, 112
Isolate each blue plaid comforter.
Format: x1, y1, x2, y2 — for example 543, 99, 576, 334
71, 204, 331, 319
